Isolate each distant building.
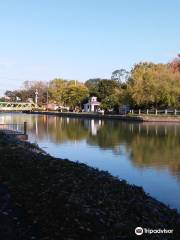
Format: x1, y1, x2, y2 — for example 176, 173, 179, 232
46, 103, 59, 111
27, 98, 34, 103
84, 96, 100, 112
59, 105, 70, 112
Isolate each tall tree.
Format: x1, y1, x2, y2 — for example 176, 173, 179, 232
23, 81, 48, 105
62, 84, 89, 109
128, 62, 180, 108
111, 69, 129, 83
170, 54, 180, 73
48, 79, 67, 105
85, 78, 101, 97
49, 79, 89, 109
97, 79, 120, 101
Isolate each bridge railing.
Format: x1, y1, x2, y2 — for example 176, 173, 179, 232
0, 122, 27, 135
0, 102, 35, 111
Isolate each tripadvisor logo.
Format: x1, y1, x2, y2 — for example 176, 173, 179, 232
135, 227, 174, 236
135, 227, 143, 235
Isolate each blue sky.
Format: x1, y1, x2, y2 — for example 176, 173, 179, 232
0, 0, 180, 95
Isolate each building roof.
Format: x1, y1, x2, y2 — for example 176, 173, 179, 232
84, 101, 100, 106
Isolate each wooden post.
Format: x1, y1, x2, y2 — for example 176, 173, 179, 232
138, 109, 141, 115
24, 122, 27, 135
146, 109, 149, 115
155, 109, 157, 115
132, 109, 134, 114
165, 109, 167, 115
174, 109, 177, 115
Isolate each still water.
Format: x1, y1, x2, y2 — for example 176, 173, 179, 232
1, 113, 180, 211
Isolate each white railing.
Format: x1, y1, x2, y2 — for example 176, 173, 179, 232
129, 109, 180, 115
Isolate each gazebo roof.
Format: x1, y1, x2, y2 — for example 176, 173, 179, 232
84, 101, 100, 105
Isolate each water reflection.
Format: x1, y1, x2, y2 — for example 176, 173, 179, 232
1, 113, 180, 209
2, 113, 180, 179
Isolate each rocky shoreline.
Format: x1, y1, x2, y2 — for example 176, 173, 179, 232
0, 132, 180, 240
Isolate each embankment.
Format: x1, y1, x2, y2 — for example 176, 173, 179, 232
26, 111, 180, 123
0, 132, 180, 240
26, 111, 144, 121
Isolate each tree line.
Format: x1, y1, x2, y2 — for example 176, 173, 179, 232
1, 55, 180, 111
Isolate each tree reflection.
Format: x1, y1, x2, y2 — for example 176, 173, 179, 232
1, 113, 180, 180
88, 121, 180, 180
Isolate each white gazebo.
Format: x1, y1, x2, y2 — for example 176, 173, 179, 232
84, 96, 100, 112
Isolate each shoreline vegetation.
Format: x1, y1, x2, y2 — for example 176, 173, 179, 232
2, 59, 180, 115
0, 132, 180, 239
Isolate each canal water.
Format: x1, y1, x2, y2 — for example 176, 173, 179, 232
1, 113, 180, 211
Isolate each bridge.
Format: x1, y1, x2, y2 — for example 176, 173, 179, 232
0, 102, 35, 111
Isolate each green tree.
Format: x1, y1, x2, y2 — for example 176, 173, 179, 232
85, 78, 101, 97
97, 79, 120, 101
101, 94, 119, 111
128, 62, 180, 108
62, 84, 89, 109
48, 78, 67, 105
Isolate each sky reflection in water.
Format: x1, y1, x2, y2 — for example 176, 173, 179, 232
1, 113, 180, 211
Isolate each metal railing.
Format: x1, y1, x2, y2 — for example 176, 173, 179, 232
0, 102, 35, 111
129, 109, 180, 115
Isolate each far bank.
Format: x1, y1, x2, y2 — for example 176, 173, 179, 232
24, 111, 180, 123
